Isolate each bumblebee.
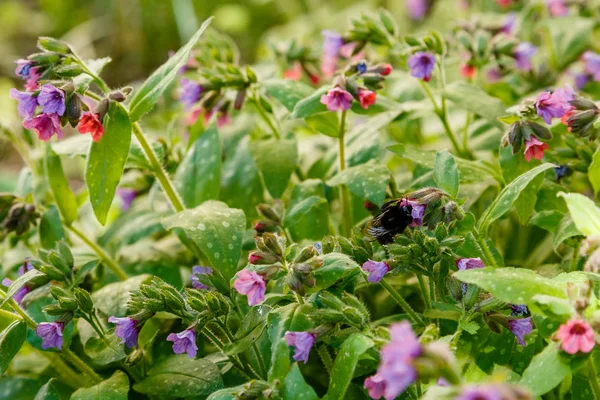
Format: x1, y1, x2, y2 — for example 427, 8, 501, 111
367, 199, 414, 245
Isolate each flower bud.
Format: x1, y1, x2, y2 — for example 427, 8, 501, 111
28, 52, 62, 65
248, 251, 278, 265
294, 246, 318, 264
66, 94, 82, 128
263, 233, 284, 256
39, 265, 65, 281
73, 288, 94, 313
54, 64, 83, 77
109, 91, 127, 102
234, 89, 247, 110
94, 99, 110, 120
256, 204, 282, 224
37, 37, 71, 54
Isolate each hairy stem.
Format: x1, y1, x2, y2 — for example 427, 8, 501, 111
338, 110, 352, 236
590, 359, 600, 400
380, 278, 425, 327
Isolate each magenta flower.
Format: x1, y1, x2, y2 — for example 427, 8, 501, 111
191, 266, 212, 290
408, 52, 435, 82
546, 0, 568, 16
362, 260, 389, 283
399, 199, 425, 227
405, 0, 428, 21
364, 321, 422, 400
524, 136, 549, 162
284, 331, 316, 363
457, 385, 502, 400
9, 89, 38, 118
456, 257, 485, 271
358, 88, 376, 109
116, 188, 136, 211
536, 85, 574, 124
37, 85, 66, 116
508, 317, 533, 346
233, 270, 266, 306
22, 113, 63, 141
487, 68, 502, 82
556, 319, 595, 354
513, 42, 536, 72
202, 110, 231, 128
583, 51, 600, 81
36, 322, 64, 350
167, 328, 198, 358
179, 79, 202, 110
320, 87, 353, 112
108, 316, 139, 348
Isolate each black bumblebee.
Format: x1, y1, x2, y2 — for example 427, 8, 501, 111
367, 199, 414, 245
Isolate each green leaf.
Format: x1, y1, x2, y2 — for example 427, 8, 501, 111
263, 79, 314, 112
283, 363, 319, 400
313, 253, 360, 291
84, 333, 127, 368
290, 87, 328, 119
34, 378, 61, 400
268, 339, 291, 384
558, 192, 600, 237
433, 150, 459, 197
442, 82, 506, 127
1, 269, 46, 307
268, 304, 314, 355
38, 205, 66, 250
520, 343, 570, 396
133, 355, 223, 397
454, 267, 566, 308
71, 370, 129, 400
251, 134, 298, 198
174, 125, 221, 208
589, 147, 600, 195
477, 163, 555, 234
553, 214, 581, 251
128, 18, 213, 121
162, 201, 245, 280
547, 17, 594, 70
91, 274, 151, 317
305, 113, 340, 138
73, 57, 111, 94
0, 321, 27, 374
45, 145, 78, 225
327, 333, 374, 399
284, 196, 330, 241
224, 305, 270, 356
85, 102, 132, 225
327, 163, 389, 206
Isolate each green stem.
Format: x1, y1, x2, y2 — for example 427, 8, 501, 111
40, 352, 83, 388
417, 275, 432, 311
66, 225, 128, 281
338, 110, 352, 236
254, 95, 281, 139
569, 240, 581, 272
132, 122, 186, 212
380, 279, 425, 327
589, 359, 600, 400
0, 308, 22, 320
478, 236, 499, 268
202, 327, 258, 380
252, 342, 268, 378
317, 345, 333, 374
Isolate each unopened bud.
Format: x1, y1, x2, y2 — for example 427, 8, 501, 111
37, 37, 71, 54
73, 288, 94, 313
55, 64, 83, 77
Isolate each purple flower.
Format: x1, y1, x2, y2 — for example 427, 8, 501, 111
364, 321, 421, 400
37, 85, 66, 116
513, 42, 536, 72
191, 266, 212, 290
233, 270, 266, 306
399, 199, 425, 227
108, 316, 139, 348
320, 87, 353, 112
15, 59, 34, 79
508, 317, 533, 346
116, 188, 136, 211
362, 260, 389, 283
36, 322, 64, 350
575, 73, 590, 90
583, 51, 600, 81
405, 0, 428, 21
502, 13, 517, 34
2, 260, 34, 304
511, 304, 529, 317
457, 385, 503, 400
456, 257, 485, 271
284, 331, 316, 363
9, 89, 38, 118
179, 79, 202, 110
536, 85, 574, 124
23, 113, 63, 141
321, 30, 344, 78
487, 67, 502, 82
167, 328, 198, 358
408, 52, 435, 82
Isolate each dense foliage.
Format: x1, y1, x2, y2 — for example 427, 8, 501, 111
3, 1, 600, 399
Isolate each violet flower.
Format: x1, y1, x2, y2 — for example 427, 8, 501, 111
284, 331, 316, 363
456, 257, 485, 271
108, 316, 139, 348
179, 78, 202, 110
191, 266, 212, 290
405, 0, 428, 21
2, 259, 35, 304
321, 30, 344, 78
536, 85, 574, 124
116, 188, 136, 211
502, 13, 517, 35
457, 385, 503, 400
362, 260, 389, 283
36, 322, 64, 350
508, 317, 533, 346
556, 319, 595, 354
9, 89, 38, 118
575, 73, 590, 90
233, 270, 266, 306
320, 87, 353, 112
583, 51, 600, 81
37, 85, 66, 116
22, 113, 63, 141
399, 199, 425, 227
167, 328, 198, 358
408, 52, 435, 82
513, 42, 536, 72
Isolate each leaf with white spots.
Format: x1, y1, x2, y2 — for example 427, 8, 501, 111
283, 364, 319, 400
433, 150, 459, 198
133, 355, 223, 397
91, 274, 151, 317
284, 196, 329, 241
71, 370, 129, 400
326, 333, 374, 399
162, 200, 245, 280
263, 79, 314, 112
557, 192, 600, 237
174, 125, 221, 208
326, 163, 389, 206
520, 343, 570, 396
251, 133, 298, 199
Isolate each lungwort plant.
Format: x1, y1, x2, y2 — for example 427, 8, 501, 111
3, 1, 600, 399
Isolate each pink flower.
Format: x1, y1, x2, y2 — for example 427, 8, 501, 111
284, 331, 315, 363
320, 87, 353, 112
23, 113, 63, 141
496, 0, 511, 6
536, 85, 574, 124
556, 319, 595, 354
78, 112, 105, 142
24, 68, 41, 91
364, 374, 387, 399
284, 62, 303, 81
546, 0, 568, 16
233, 270, 266, 306
524, 137, 549, 162
203, 111, 231, 128
358, 89, 377, 109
